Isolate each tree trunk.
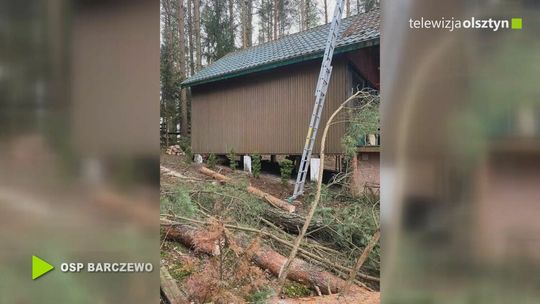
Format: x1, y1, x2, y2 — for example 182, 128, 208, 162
229, 0, 235, 43
177, 0, 186, 77
273, 0, 279, 40
324, 0, 328, 24
240, 0, 253, 47
346, 0, 351, 17
177, 0, 188, 137
193, 0, 202, 70
262, 208, 340, 243
163, 0, 174, 61
299, 0, 305, 31
161, 266, 189, 304
163, 222, 220, 255
240, 0, 248, 48
351, 152, 361, 196
165, 118, 170, 147
268, 292, 380, 304
180, 88, 189, 137
161, 220, 357, 295
187, 0, 195, 75
246, 0, 253, 46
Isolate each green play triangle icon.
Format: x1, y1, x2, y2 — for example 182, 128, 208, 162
32, 255, 54, 280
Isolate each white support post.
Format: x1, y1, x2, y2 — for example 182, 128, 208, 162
310, 158, 321, 182
243, 155, 252, 174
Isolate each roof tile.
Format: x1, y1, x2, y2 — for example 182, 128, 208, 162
183, 9, 380, 86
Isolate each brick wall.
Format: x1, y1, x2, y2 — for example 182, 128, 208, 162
352, 151, 380, 195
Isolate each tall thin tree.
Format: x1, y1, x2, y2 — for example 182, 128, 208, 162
240, 0, 253, 48
177, 0, 189, 137
194, 0, 202, 70
304, 0, 319, 29
203, 0, 235, 62
324, 0, 328, 24
229, 0, 235, 44
300, 0, 306, 31
161, 0, 179, 145
187, 0, 195, 75
273, 0, 279, 40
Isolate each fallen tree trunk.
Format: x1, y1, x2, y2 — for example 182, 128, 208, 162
268, 291, 380, 304
198, 166, 295, 213
162, 222, 219, 255
263, 208, 339, 243
160, 266, 189, 304
262, 209, 380, 283
242, 239, 345, 294
199, 166, 231, 182
161, 219, 363, 295
163, 215, 379, 283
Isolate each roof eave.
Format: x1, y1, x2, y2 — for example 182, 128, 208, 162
181, 37, 379, 88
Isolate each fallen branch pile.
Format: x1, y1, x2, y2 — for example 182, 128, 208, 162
163, 214, 379, 284
161, 165, 379, 284
161, 218, 370, 295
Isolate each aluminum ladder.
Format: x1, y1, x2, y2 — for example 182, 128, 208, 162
290, 0, 345, 200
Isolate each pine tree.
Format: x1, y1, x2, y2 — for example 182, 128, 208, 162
177, 0, 189, 138
161, 0, 180, 145
323, 0, 328, 24
193, 0, 202, 70
305, 0, 320, 29
229, 0, 235, 43
298, 0, 319, 31
187, 0, 195, 75
363, 0, 379, 12
257, 0, 274, 43
277, 0, 296, 37
240, 0, 253, 48
202, 0, 236, 62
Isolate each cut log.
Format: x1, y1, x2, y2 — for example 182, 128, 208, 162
162, 221, 219, 255
246, 185, 295, 213
165, 145, 185, 156
198, 166, 295, 213
268, 291, 380, 304
250, 243, 344, 294
160, 266, 188, 304
161, 219, 366, 295
162, 216, 379, 283
199, 166, 231, 182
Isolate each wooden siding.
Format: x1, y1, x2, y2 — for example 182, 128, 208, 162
190, 58, 351, 155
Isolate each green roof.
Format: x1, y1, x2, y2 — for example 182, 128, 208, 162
182, 9, 380, 87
